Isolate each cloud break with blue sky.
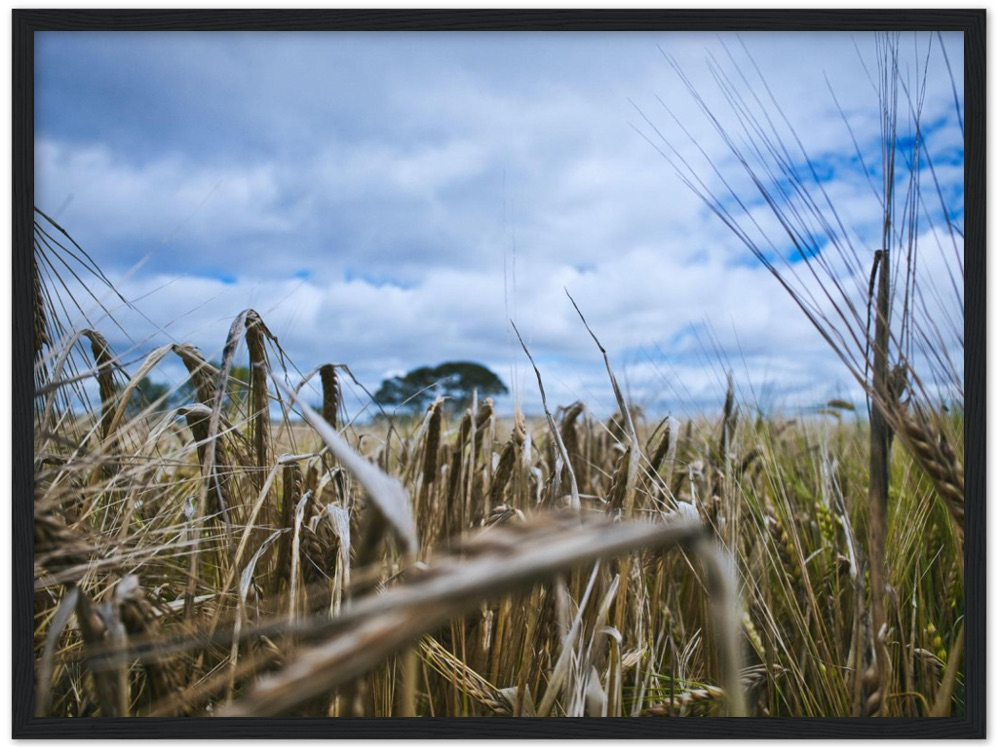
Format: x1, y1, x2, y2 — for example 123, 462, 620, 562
35, 30, 964, 420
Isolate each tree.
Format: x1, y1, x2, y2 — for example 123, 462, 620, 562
169, 363, 252, 410
374, 361, 508, 415
121, 376, 172, 416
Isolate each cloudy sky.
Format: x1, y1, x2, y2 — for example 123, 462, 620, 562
34, 30, 964, 420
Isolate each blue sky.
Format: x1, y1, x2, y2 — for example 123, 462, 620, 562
34, 30, 964, 419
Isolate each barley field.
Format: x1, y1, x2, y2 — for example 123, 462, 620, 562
30, 31, 965, 720
31, 262, 964, 718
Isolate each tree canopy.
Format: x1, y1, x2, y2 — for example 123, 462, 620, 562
373, 361, 508, 415
119, 376, 173, 416
161, 364, 253, 410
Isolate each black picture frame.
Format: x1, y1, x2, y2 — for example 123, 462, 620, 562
13, 8, 985, 739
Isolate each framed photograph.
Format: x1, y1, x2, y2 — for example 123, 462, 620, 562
13, 8, 983, 739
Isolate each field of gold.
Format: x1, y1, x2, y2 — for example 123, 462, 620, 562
32, 294, 963, 717
31, 32, 964, 719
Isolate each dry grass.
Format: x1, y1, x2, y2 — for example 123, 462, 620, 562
31, 289, 963, 717
30, 32, 964, 719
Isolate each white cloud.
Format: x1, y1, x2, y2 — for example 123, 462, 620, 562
35, 30, 964, 419
36, 140, 302, 263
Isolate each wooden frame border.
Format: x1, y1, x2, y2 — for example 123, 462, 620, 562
12, 9, 985, 739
